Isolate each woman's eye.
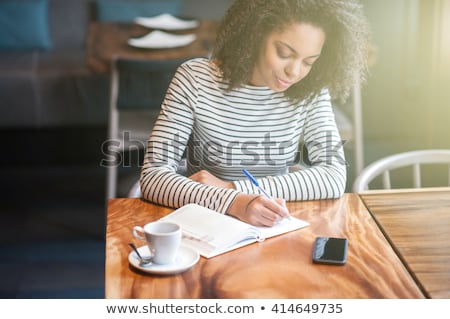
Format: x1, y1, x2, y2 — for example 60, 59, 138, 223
276, 47, 290, 59
304, 59, 317, 67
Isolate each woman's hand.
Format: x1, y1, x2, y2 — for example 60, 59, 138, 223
189, 170, 290, 226
226, 193, 290, 226
189, 170, 234, 189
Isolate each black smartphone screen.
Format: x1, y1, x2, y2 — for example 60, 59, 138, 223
312, 237, 348, 265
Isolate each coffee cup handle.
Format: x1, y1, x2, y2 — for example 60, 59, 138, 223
132, 226, 146, 241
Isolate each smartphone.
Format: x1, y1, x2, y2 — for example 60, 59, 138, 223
312, 237, 348, 265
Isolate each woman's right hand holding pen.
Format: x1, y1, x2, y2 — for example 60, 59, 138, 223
227, 193, 290, 227
189, 169, 290, 226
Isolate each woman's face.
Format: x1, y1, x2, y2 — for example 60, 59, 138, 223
250, 23, 325, 91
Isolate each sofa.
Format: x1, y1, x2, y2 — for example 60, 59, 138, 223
0, 0, 232, 128
0, 0, 100, 127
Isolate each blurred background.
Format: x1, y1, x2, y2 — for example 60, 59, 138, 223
360, 0, 450, 186
0, 0, 449, 298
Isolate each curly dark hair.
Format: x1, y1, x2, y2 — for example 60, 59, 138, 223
212, 0, 371, 102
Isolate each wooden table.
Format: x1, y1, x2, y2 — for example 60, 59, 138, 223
360, 187, 450, 299
86, 20, 218, 74
105, 194, 423, 298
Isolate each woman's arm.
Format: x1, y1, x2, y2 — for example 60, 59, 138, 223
233, 90, 347, 200
140, 62, 241, 214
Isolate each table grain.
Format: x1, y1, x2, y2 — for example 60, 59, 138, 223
105, 194, 423, 298
360, 188, 450, 298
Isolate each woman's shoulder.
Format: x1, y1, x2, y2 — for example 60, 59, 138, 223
180, 57, 222, 79
180, 57, 217, 71
307, 88, 331, 105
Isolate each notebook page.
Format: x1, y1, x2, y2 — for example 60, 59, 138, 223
160, 204, 259, 255
256, 216, 310, 239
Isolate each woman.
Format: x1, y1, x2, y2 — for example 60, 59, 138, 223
140, 0, 370, 226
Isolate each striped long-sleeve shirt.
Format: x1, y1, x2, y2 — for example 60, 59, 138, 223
140, 58, 346, 214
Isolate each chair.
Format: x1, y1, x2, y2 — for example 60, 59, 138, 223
352, 149, 450, 192
104, 57, 188, 199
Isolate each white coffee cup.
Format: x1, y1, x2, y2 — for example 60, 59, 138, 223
132, 221, 182, 265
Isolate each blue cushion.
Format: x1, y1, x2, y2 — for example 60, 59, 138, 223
0, 0, 51, 50
96, 0, 181, 22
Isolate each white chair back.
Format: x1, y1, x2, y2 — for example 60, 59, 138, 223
353, 149, 450, 192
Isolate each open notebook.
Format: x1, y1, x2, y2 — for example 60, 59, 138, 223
160, 203, 310, 258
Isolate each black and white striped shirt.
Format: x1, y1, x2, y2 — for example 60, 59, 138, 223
141, 58, 346, 213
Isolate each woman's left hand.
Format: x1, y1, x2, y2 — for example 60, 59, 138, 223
189, 170, 234, 189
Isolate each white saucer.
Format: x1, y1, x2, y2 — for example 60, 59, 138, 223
128, 30, 196, 49
128, 245, 199, 275
135, 13, 199, 31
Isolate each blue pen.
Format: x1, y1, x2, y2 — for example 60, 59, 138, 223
242, 169, 273, 199
242, 169, 291, 220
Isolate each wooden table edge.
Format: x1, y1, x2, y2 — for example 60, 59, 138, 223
356, 186, 450, 196
357, 193, 432, 298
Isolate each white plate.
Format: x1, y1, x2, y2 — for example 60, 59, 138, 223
128, 30, 196, 49
128, 245, 200, 275
135, 13, 199, 31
